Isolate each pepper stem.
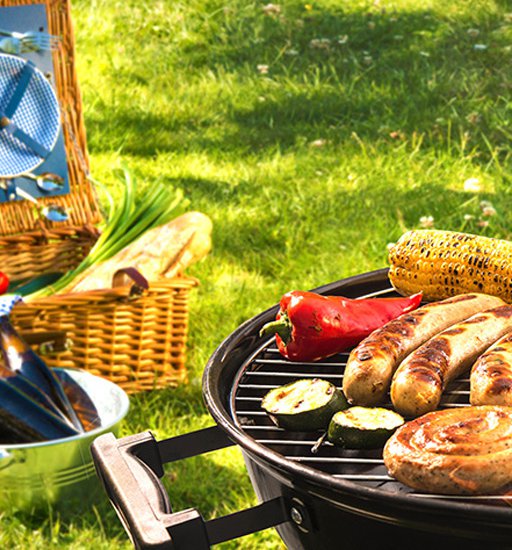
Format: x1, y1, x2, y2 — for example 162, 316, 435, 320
259, 317, 292, 343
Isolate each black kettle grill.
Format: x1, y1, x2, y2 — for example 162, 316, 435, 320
91, 269, 512, 550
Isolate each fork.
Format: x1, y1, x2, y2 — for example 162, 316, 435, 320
0, 28, 60, 53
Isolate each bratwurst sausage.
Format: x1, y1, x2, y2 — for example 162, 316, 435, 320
470, 332, 512, 406
343, 293, 505, 406
391, 304, 512, 418
384, 405, 512, 495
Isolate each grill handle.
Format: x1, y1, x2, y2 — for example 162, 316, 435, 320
91, 427, 290, 549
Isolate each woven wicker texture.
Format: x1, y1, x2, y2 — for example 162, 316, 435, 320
0, 0, 101, 236
12, 277, 198, 391
0, 225, 99, 280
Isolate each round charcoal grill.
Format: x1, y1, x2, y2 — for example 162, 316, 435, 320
91, 269, 512, 550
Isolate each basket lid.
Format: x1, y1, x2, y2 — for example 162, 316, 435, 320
0, 1, 102, 237
0, 54, 60, 178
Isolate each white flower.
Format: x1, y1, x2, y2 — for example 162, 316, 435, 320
463, 177, 481, 192
310, 38, 331, 50
467, 28, 480, 38
285, 48, 299, 56
419, 216, 434, 228
477, 220, 489, 228
262, 3, 281, 15
337, 35, 349, 45
362, 55, 373, 65
310, 139, 327, 147
466, 112, 481, 124
464, 214, 475, 221
473, 44, 488, 51
482, 206, 497, 217
480, 201, 496, 217
257, 64, 269, 74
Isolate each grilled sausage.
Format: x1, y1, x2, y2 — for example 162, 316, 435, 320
391, 305, 512, 418
342, 293, 505, 407
470, 333, 512, 406
383, 406, 512, 495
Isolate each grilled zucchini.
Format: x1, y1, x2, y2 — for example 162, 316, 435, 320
327, 407, 404, 449
388, 229, 512, 302
261, 378, 348, 431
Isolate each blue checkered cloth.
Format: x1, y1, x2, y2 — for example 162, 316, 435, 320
0, 53, 60, 178
0, 294, 22, 317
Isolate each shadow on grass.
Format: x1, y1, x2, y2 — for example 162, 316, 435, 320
85, 5, 510, 161
184, 180, 509, 276
6, 489, 130, 545
113, 173, 510, 286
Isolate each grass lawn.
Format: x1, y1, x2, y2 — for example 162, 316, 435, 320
1, 0, 511, 547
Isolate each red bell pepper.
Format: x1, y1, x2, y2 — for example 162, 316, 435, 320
0, 272, 9, 295
260, 290, 422, 362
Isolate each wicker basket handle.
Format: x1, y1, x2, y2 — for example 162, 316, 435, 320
22, 330, 70, 355
111, 267, 149, 292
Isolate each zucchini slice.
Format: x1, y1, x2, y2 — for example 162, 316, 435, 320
328, 406, 405, 449
261, 378, 348, 431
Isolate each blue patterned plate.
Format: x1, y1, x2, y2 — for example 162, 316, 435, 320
0, 53, 60, 178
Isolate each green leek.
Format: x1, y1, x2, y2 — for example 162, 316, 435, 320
27, 169, 187, 299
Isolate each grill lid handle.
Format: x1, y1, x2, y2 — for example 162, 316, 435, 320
91, 427, 290, 549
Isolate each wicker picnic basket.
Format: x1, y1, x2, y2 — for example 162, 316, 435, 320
0, 0, 197, 392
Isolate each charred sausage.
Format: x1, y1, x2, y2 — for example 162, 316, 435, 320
384, 406, 512, 495
391, 305, 512, 418
470, 332, 512, 406
342, 293, 505, 407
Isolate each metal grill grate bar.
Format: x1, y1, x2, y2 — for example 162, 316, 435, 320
331, 474, 394, 481
243, 372, 344, 379
254, 359, 348, 367
411, 494, 512, 500
258, 439, 322, 445
239, 425, 285, 431
287, 457, 383, 464
236, 397, 265, 402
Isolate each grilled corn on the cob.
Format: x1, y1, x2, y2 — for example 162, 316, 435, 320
388, 229, 512, 303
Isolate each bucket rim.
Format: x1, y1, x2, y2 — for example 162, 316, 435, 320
0, 367, 129, 450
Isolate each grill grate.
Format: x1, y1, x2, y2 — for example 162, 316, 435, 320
230, 286, 512, 505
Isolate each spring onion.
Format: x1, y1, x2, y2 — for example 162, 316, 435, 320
26, 168, 187, 299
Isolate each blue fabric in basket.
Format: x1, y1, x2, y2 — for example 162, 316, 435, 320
0, 53, 60, 177
0, 294, 22, 317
